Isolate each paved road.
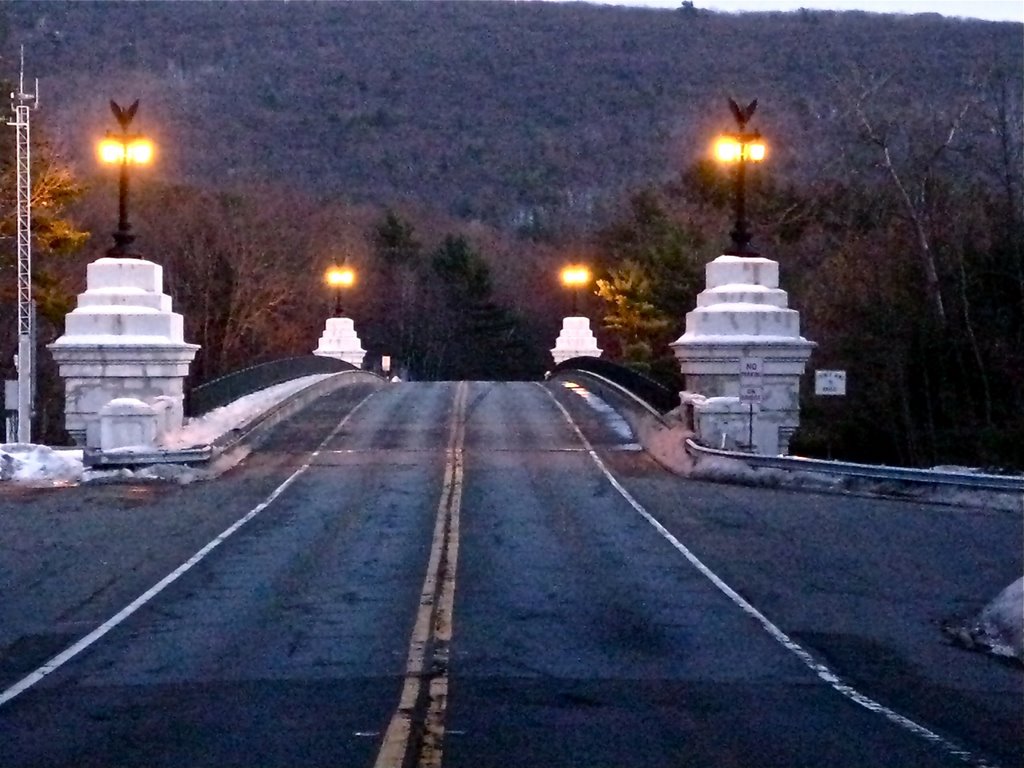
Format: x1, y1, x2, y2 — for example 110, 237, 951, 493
0, 380, 1020, 767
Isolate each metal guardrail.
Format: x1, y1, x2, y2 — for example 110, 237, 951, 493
550, 357, 680, 413
186, 355, 357, 416
686, 439, 1024, 493
551, 361, 1023, 494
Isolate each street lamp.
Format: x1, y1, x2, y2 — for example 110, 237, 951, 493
714, 98, 767, 256
325, 265, 355, 317
97, 99, 154, 257
560, 265, 590, 315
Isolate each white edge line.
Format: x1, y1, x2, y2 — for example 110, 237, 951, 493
540, 382, 999, 768
0, 391, 377, 709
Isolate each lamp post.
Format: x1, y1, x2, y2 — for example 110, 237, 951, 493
560, 265, 590, 316
325, 265, 355, 317
714, 98, 766, 256
97, 99, 154, 257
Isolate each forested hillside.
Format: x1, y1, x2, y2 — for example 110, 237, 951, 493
0, 1, 1018, 230
0, 1, 1021, 470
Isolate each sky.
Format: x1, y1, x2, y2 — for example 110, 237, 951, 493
563, 0, 1023, 23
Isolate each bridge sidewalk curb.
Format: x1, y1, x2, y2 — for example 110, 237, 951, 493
83, 371, 387, 478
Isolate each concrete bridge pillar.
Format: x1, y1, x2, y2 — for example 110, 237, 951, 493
670, 255, 814, 455
314, 317, 366, 368
551, 316, 602, 365
48, 257, 199, 448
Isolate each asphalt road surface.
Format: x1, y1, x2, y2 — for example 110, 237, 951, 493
0, 380, 1020, 768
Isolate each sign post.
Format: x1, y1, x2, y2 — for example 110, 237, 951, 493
738, 357, 763, 451
815, 370, 846, 458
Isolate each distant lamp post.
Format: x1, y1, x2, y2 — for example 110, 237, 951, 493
560, 265, 590, 315
714, 98, 766, 256
325, 265, 356, 316
97, 99, 154, 257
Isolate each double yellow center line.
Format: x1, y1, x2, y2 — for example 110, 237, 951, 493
374, 381, 468, 768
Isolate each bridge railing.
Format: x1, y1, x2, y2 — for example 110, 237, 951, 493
186, 355, 357, 416
549, 357, 680, 414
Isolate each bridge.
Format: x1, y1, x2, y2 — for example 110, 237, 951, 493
1, 369, 1021, 767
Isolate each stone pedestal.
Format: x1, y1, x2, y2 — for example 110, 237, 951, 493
48, 258, 200, 448
99, 398, 158, 451
551, 316, 602, 365
314, 317, 365, 368
670, 255, 814, 455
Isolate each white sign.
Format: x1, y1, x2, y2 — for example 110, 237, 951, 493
739, 383, 763, 404
738, 356, 764, 403
382, 355, 392, 373
816, 370, 847, 396
739, 357, 763, 377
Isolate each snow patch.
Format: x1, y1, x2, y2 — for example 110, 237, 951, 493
0, 444, 84, 486
82, 463, 205, 485
161, 374, 332, 449
559, 381, 637, 443
977, 577, 1024, 660
945, 577, 1024, 663
691, 454, 846, 491
1, 374, 332, 486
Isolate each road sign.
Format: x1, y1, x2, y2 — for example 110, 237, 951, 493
816, 369, 847, 396
739, 357, 763, 377
4, 380, 17, 410
739, 356, 763, 404
739, 382, 763, 404
382, 355, 392, 374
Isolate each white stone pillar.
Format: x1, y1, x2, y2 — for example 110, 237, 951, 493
670, 255, 814, 455
551, 316, 602, 365
48, 258, 200, 448
313, 317, 365, 368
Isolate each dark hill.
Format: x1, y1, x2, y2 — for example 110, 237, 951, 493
2, 1, 1020, 230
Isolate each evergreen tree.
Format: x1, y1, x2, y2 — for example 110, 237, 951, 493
368, 209, 425, 376
427, 235, 544, 380
595, 188, 702, 377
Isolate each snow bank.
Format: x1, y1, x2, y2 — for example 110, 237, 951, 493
81, 462, 206, 486
945, 577, 1024, 663
691, 454, 847, 491
0, 444, 84, 486
977, 577, 1024, 661
1, 374, 333, 486
161, 374, 332, 449
690, 454, 1021, 512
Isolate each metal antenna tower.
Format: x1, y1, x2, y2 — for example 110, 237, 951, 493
9, 47, 38, 443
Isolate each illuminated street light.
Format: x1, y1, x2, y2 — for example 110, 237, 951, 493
714, 98, 767, 255
325, 265, 356, 316
97, 99, 154, 256
560, 265, 590, 315
98, 136, 154, 165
